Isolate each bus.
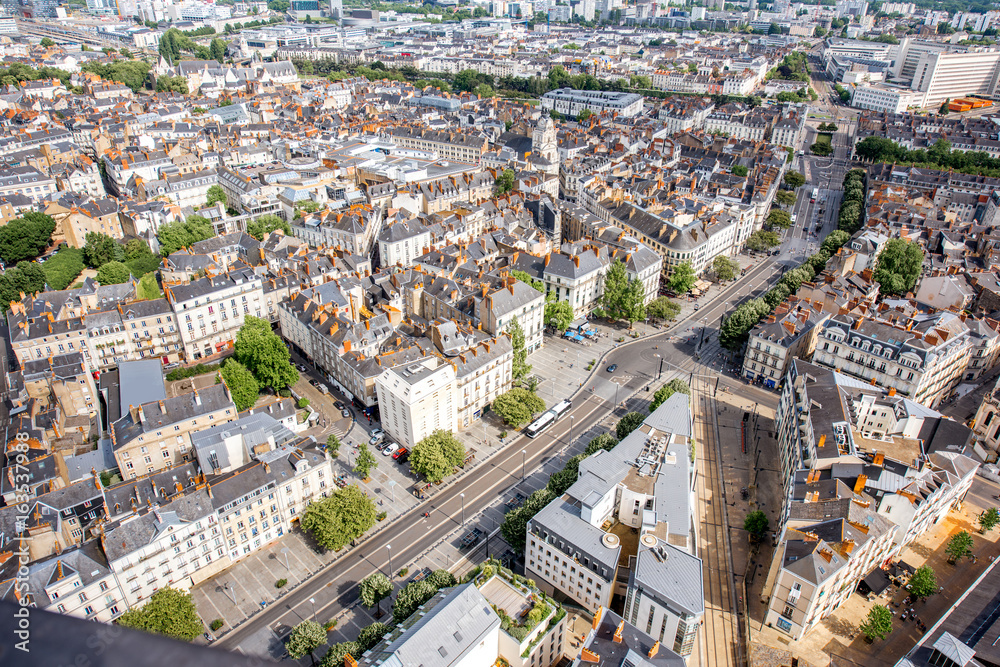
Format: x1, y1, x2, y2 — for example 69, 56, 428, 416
810, 188, 818, 203
524, 399, 573, 438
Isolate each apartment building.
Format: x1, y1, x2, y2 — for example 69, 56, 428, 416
743, 300, 830, 389
541, 89, 645, 118
576, 607, 686, 666
973, 376, 1000, 460
164, 267, 265, 361
137, 169, 219, 209
102, 149, 172, 198
387, 126, 488, 164
19, 545, 128, 623
449, 331, 514, 429
766, 359, 978, 639
112, 384, 238, 480
377, 218, 432, 269
526, 394, 698, 629
0, 166, 57, 203
811, 312, 971, 409
512, 247, 610, 320
375, 356, 457, 449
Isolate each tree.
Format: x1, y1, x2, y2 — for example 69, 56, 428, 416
584, 433, 618, 455
500, 488, 554, 553
209, 38, 227, 63
155, 75, 189, 94
746, 230, 781, 252
474, 83, 494, 98
96, 261, 131, 285
300, 485, 377, 551
392, 580, 438, 624
775, 191, 797, 209
766, 210, 792, 230
325, 434, 341, 457
946, 530, 974, 563
40, 37, 55, 47
647, 296, 680, 321
206, 184, 227, 207
353, 443, 378, 479
494, 168, 515, 195
821, 230, 850, 255
358, 572, 392, 614
578, 108, 593, 121
136, 272, 161, 300
940, 98, 950, 115
547, 454, 585, 496
859, 604, 893, 641
0, 212, 56, 264
83, 231, 122, 268
783, 170, 806, 189
667, 262, 697, 294
116, 588, 203, 641
356, 622, 389, 653
41, 247, 84, 291
491, 387, 546, 427
221, 360, 259, 411
713, 255, 738, 282
616, 412, 646, 440
246, 214, 291, 240
507, 316, 531, 383
156, 216, 213, 256
285, 620, 327, 660
744, 510, 769, 541
410, 429, 465, 483
873, 238, 924, 296
544, 298, 574, 332
720, 298, 771, 350
979, 507, 1000, 533
600, 260, 646, 327
234, 316, 299, 390
908, 565, 937, 601
810, 142, 832, 156
732, 164, 748, 177
650, 379, 690, 412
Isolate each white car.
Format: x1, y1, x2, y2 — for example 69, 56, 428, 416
369, 433, 384, 447
370, 428, 384, 438
383, 443, 399, 457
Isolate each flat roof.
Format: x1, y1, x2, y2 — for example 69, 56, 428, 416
117, 359, 167, 418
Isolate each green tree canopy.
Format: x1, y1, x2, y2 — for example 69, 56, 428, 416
410, 430, 465, 482
300, 484, 377, 551
719, 298, 771, 350
246, 214, 292, 241
946, 530, 974, 563
713, 255, 738, 281
507, 316, 531, 383
221, 359, 259, 411
859, 604, 892, 641
775, 190, 797, 207
356, 621, 390, 654
81, 60, 151, 93
873, 238, 924, 295
908, 565, 937, 600
0, 212, 56, 265
667, 262, 697, 294
783, 170, 806, 189
544, 298, 574, 332
234, 316, 299, 390
0, 261, 47, 311
650, 379, 690, 412
83, 231, 123, 268
156, 216, 214, 256
500, 488, 555, 553
96, 261, 131, 285
746, 230, 780, 252
600, 260, 646, 327
358, 572, 392, 610
353, 443, 378, 479
584, 432, 618, 455
41, 247, 84, 291
116, 588, 203, 641
392, 580, 438, 625
285, 620, 327, 660
491, 387, 546, 427
616, 412, 646, 440
494, 168, 515, 195
732, 164, 748, 177
647, 296, 680, 321
744, 510, 770, 541
766, 210, 792, 230
155, 75, 188, 94
979, 507, 1000, 532
206, 184, 227, 207
511, 269, 544, 292
40, 37, 54, 47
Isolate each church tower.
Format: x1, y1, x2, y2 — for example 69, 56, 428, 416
531, 116, 558, 164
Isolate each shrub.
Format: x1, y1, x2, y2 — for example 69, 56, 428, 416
276, 578, 287, 588
297, 397, 310, 409
398, 567, 408, 577
210, 619, 224, 631
377, 511, 387, 521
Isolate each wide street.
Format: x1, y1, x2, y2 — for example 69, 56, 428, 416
212, 250, 791, 656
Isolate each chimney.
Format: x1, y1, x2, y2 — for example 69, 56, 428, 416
649, 641, 660, 658
580, 648, 600, 663
853, 474, 867, 494
193, 390, 201, 406
888, 387, 896, 396
613, 621, 624, 643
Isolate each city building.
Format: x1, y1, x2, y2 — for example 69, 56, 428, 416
742, 299, 830, 389
375, 356, 457, 449
573, 607, 686, 666
540, 89, 645, 118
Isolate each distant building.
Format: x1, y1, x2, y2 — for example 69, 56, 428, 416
541, 88, 645, 118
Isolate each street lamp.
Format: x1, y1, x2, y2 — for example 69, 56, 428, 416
281, 547, 290, 572
521, 449, 526, 480
569, 415, 575, 444
460, 493, 466, 526
613, 381, 620, 408
654, 353, 662, 380
223, 582, 235, 604
309, 597, 316, 622
386, 544, 393, 579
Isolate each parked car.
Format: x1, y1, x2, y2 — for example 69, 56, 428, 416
369, 433, 385, 447
392, 446, 408, 460
383, 443, 399, 457
341, 408, 351, 418
309, 379, 320, 388
370, 427, 384, 438
334, 401, 345, 410
606, 364, 618, 372
376, 440, 391, 453
316, 384, 329, 395
297, 364, 307, 372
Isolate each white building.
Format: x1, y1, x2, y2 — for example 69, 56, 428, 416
540, 89, 645, 118
375, 356, 457, 449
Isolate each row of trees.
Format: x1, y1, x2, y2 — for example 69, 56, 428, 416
855, 136, 1000, 177
81, 60, 151, 94
720, 230, 851, 350
158, 28, 229, 65
838, 169, 866, 235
